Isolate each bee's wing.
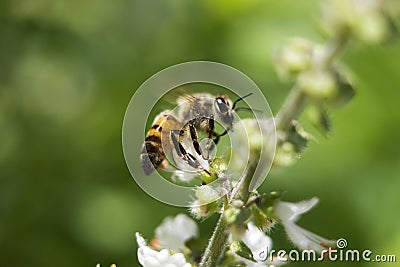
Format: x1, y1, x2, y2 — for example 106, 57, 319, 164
161, 87, 196, 105
164, 86, 216, 106
176, 93, 198, 105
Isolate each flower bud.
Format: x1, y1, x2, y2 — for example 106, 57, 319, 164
190, 200, 221, 220
298, 70, 338, 101
354, 12, 389, 44
274, 38, 324, 80
224, 207, 240, 224
195, 184, 219, 203
189, 185, 222, 219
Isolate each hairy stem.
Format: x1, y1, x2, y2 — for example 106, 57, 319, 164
198, 213, 229, 267
199, 159, 258, 267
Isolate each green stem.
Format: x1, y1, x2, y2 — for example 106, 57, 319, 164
323, 32, 349, 66
275, 86, 306, 131
198, 213, 229, 267
199, 159, 259, 267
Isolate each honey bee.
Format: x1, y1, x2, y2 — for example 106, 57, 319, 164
140, 93, 253, 176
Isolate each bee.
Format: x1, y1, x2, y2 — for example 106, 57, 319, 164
140, 92, 253, 176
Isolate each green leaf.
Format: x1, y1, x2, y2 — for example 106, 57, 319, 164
231, 241, 255, 262
331, 67, 356, 107
287, 121, 310, 153
307, 105, 331, 136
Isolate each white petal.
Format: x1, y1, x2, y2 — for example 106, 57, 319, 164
283, 221, 336, 253
275, 198, 319, 222
136, 232, 147, 247
136, 232, 192, 267
156, 249, 170, 262
166, 252, 191, 267
137, 247, 145, 265
242, 222, 273, 263
155, 214, 199, 251
169, 253, 187, 265
138, 247, 159, 265
143, 257, 160, 267
274, 198, 336, 254
172, 140, 209, 174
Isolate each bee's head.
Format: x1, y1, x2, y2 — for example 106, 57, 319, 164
214, 93, 253, 132
214, 95, 234, 130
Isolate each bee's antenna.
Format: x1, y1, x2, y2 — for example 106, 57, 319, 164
234, 107, 262, 113
232, 93, 253, 110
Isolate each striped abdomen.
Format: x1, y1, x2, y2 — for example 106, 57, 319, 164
140, 112, 180, 175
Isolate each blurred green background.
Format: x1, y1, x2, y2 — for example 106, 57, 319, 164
1, 0, 399, 266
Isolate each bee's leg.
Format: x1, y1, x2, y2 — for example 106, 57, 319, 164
206, 114, 228, 147
170, 130, 201, 170
204, 115, 216, 159
212, 129, 228, 145
189, 123, 208, 161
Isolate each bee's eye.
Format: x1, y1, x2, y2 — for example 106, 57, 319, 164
215, 97, 229, 113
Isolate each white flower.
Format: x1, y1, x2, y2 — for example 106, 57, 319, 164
136, 233, 192, 267
169, 136, 214, 183
234, 222, 286, 267
242, 222, 273, 263
274, 197, 336, 253
189, 184, 225, 219
155, 214, 198, 251
194, 185, 221, 204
